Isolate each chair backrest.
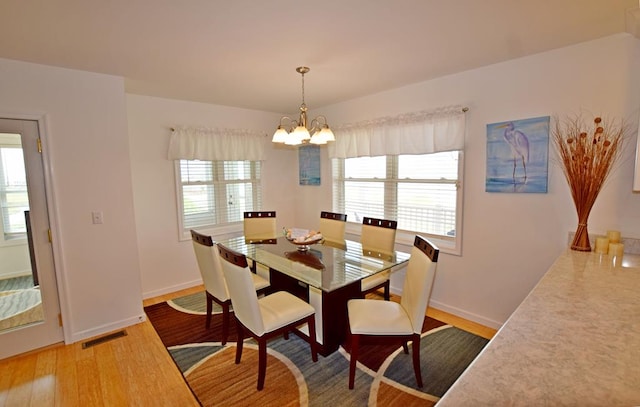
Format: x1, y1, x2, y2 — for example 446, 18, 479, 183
319, 211, 347, 243
217, 243, 266, 336
400, 235, 439, 334
243, 211, 277, 240
361, 217, 397, 255
191, 230, 229, 301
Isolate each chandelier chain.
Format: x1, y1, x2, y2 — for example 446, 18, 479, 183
300, 70, 306, 106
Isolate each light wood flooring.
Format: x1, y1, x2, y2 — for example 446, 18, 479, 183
0, 285, 496, 406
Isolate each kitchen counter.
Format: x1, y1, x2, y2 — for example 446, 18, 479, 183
437, 250, 640, 406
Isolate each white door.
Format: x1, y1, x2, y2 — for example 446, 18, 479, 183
0, 117, 63, 359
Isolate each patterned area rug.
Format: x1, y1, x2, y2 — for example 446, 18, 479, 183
0, 275, 42, 330
145, 291, 488, 406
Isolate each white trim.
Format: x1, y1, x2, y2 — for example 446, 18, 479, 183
36, 113, 73, 344
0, 269, 32, 280
427, 299, 503, 330
142, 279, 202, 300
67, 313, 146, 344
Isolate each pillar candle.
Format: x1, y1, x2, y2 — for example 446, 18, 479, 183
608, 242, 624, 257
606, 230, 621, 243
594, 237, 609, 254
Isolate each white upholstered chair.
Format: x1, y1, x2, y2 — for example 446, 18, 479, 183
319, 211, 347, 244
217, 242, 318, 391
243, 211, 277, 241
190, 230, 269, 345
360, 217, 397, 300
243, 211, 277, 280
347, 235, 439, 389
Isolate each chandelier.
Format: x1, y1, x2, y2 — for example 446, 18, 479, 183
272, 66, 335, 146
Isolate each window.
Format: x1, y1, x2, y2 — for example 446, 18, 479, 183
332, 151, 463, 251
0, 140, 29, 242
176, 159, 262, 233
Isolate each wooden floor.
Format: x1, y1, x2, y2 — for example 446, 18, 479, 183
0, 285, 496, 406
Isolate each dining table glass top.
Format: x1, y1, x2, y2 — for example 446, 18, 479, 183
218, 236, 410, 292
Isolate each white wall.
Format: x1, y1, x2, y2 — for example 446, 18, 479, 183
0, 244, 30, 279
0, 58, 144, 342
126, 95, 298, 298
309, 33, 640, 327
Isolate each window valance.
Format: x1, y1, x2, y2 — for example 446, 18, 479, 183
328, 105, 466, 159
168, 126, 266, 161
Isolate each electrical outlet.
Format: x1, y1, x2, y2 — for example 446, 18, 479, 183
92, 211, 104, 224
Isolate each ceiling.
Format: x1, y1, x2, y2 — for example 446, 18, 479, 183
0, 0, 637, 114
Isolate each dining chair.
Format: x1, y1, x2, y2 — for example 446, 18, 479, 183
243, 211, 277, 241
360, 216, 397, 300
319, 211, 347, 243
217, 242, 318, 391
347, 235, 439, 389
243, 211, 277, 280
190, 230, 270, 345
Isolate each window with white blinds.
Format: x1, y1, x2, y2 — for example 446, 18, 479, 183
176, 159, 262, 231
0, 144, 28, 242
332, 150, 462, 240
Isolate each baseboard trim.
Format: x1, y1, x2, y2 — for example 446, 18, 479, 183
0, 270, 32, 280
142, 279, 202, 300
427, 307, 497, 340
391, 282, 503, 331
428, 299, 503, 330
66, 314, 146, 344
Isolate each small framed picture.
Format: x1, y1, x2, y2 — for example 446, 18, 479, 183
299, 144, 321, 185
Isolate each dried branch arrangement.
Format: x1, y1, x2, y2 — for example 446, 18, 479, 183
552, 114, 626, 251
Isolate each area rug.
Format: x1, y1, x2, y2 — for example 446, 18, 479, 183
145, 291, 488, 407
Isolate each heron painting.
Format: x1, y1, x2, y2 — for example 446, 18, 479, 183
486, 116, 549, 193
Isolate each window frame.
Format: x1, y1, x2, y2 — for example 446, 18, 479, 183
333, 151, 464, 255
174, 159, 263, 240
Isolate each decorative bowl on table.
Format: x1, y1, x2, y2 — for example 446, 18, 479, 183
284, 228, 323, 252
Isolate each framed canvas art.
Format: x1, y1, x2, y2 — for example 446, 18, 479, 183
486, 116, 550, 193
299, 144, 321, 185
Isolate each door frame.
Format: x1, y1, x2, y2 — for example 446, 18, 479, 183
0, 111, 70, 348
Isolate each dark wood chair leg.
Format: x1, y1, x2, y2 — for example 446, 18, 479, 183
411, 334, 423, 388
257, 338, 267, 390
205, 292, 213, 329
221, 302, 230, 345
307, 315, 318, 362
349, 334, 360, 389
235, 320, 244, 364
383, 280, 390, 301
402, 342, 409, 354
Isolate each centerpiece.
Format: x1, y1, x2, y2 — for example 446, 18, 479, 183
284, 227, 323, 252
552, 113, 627, 251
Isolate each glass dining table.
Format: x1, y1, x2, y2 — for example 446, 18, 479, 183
218, 236, 410, 355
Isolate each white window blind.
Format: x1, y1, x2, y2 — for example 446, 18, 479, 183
333, 151, 461, 239
177, 160, 262, 231
0, 144, 28, 241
